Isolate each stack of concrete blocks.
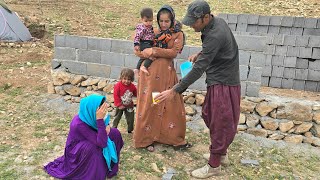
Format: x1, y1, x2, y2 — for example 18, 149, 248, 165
217, 13, 320, 92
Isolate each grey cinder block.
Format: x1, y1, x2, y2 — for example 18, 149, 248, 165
65, 35, 88, 49
176, 46, 190, 59
283, 67, 296, 79
268, 26, 280, 34
54, 47, 77, 60
291, 27, 303, 35
309, 37, 320, 47
88, 37, 111, 52
309, 59, 320, 70
269, 77, 282, 88
238, 14, 248, 24
247, 25, 258, 33
188, 46, 202, 57
262, 65, 272, 76
248, 15, 259, 24
296, 58, 309, 69
227, 14, 238, 23
257, 25, 268, 33
272, 66, 284, 77
265, 55, 272, 65
240, 81, 247, 96
240, 65, 249, 81
281, 78, 293, 89
78, 50, 101, 63
281, 16, 294, 27
307, 70, 320, 81
271, 55, 284, 66
189, 77, 207, 91
275, 45, 288, 56
284, 56, 297, 68
270, 16, 283, 26
258, 16, 270, 25
51, 59, 61, 69
312, 48, 320, 59
299, 47, 312, 58
239, 50, 251, 65
273, 34, 284, 45
217, 13, 228, 21
303, 28, 320, 36
61, 60, 87, 75
110, 66, 124, 79
111, 39, 133, 54
305, 81, 318, 92
234, 35, 266, 52
124, 54, 140, 69
261, 76, 270, 86
228, 23, 237, 31
266, 34, 274, 44
264, 45, 275, 55
293, 80, 305, 90
236, 23, 248, 32
246, 81, 261, 97
283, 35, 296, 46
248, 67, 262, 82
101, 52, 125, 66
296, 36, 310, 47
295, 69, 308, 80
293, 17, 305, 27
87, 63, 111, 78
279, 27, 292, 35
304, 18, 318, 28
287, 46, 300, 57
54, 35, 65, 47
250, 52, 266, 67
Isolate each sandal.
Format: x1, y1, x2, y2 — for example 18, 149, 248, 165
146, 144, 155, 152
173, 142, 193, 151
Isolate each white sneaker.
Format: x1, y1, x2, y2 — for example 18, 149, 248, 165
203, 153, 230, 166
191, 164, 221, 179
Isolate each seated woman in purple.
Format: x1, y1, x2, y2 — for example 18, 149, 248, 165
44, 94, 124, 179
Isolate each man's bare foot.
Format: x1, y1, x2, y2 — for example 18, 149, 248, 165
140, 66, 149, 75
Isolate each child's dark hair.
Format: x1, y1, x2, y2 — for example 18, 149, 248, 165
140, 8, 153, 19
120, 68, 135, 81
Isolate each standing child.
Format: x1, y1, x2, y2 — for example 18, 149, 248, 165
133, 7, 155, 75
113, 68, 137, 133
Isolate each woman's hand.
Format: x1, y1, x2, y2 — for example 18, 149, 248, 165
188, 52, 200, 63
96, 102, 108, 120
141, 48, 153, 58
106, 125, 111, 135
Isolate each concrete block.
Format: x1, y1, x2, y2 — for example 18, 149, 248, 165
286, 46, 299, 57
293, 17, 305, 27
268, 26, 280, 34
283, 35, 296, 46
227, 14, 238, 23
304, 18, 318, 28
239, 50, 251, 65
281, 16, 294, 27
272, 66, 284, 77
78, 50, 101, 63
291, 27, 303, 35
238, 14, 248, 24
281, 78, 293, 89
298, 47, 312, 58
305, 81, 318, 92
247, 25, 258, 33
65, 35, 88, 49
272, 55, 284, 66
258, 16, 270, 25
269, 77, 282, 88
248, 67, 262, 82
236, 23, 248, 32
303, 28, 320, 36
261, 76, 270, 86
293, 80, 305, 90
296, 36, 310, 47
246, 81, 261, 97
295, 69, 308, 80
250, 52, 266, 67
234, 35, 266, 52
266, 34, 274, 44
54, 35, 65, 47
188, 46, 202, 57
284, 56, 297, 68
228, 23, 237, 31
189, 77, 207, 91
279, 27, 292, 35
176, 46, 190, 59
270, 16, 283, 26
51, 59, 61, 69
312, 48, 320, 59
240, 81, 247, 96
265, 55, 272, 65
111, 39, 133, 54
88, 37, 111, 51
283, 67, 296, 79
110, 66, 124, 79
275, 45, 287, 56
273, 34, 284, 45
101, 52, 125, 66
54, 47, 77, 60
307, 70, 320, 81
217, 13, 228, 21
309, 59, 320, 70
60, 60, 87, 75
318, 19, 320, 28
248, 15, 259, 24
296, 58, 309, 69
124, 54, 140, 69
318, 82, 320, 92
262, 65, 272, 76
257, 25, 268, 33
264, 45, 275, 55
240, 65, 249, 81
87, 63, 111, 78
309, 36, 320, 47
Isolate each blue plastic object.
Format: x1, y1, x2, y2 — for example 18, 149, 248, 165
180, 61, 193, 78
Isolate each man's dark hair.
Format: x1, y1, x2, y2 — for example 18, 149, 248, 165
140, 8, 153, 19
120, 68, 135, 81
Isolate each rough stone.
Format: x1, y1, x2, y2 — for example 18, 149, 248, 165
269, 133, 284, 140
246, 114, 260, 128
260, 117, 279, 131
195, 94, 205, 106
279, 120, 294, 132
284, 135, 304, 144
238, 125, 248, 131
185, 106, 196, 116
52, 70, 71, 86
294, 122, 313, 134
47, 82, 55, 94
247, 128, 268, 137
276, 103, 313, 121
313, 111, 320, 124
63, 85, 81, 96
240, 99, 257, 113
311, 124, 320, 137
103, 84, 114, 93
81, 78, 100, 86
185, 97, 196, 104
239, 113, 246, 124
256, 102, 278, 116
71, 75, 86, 85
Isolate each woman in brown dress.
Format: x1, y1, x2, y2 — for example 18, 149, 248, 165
133, 5, 191, 152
